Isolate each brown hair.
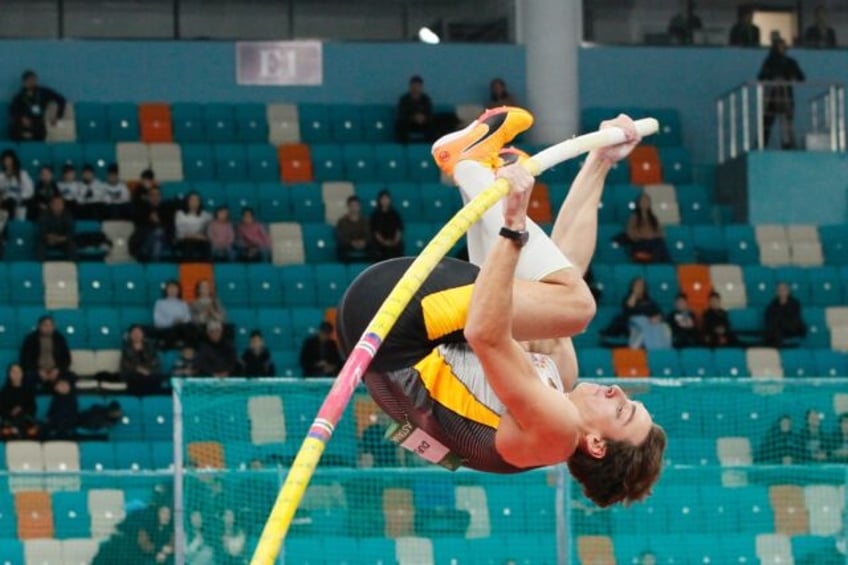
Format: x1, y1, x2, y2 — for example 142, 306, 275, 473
567, 423, 667, 508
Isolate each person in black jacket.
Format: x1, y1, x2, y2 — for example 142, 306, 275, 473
395, 75, 434, 143
44, 379, 78, 439
729, 7, 760, 47
803, 5, 837, 49
299, 321, 342, 377
241, 331, 276, 377
755, 414, 801, 464
764, 282, 806, 347
37, 195, 76, 261
195, 321, 240, 377
28, 165, 60, 221
8, 70, 66, 141
19, 315, 72, 390
370, 190, 404, 260
603, 277, 663, 338
667, 293, 699, 348
0, 363, 38, 439
120, 325, 165, 395
701, 291, 738, 347
758, 37, 805, 149
130, 186, 173, 262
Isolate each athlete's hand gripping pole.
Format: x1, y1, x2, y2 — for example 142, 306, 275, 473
250, 117, 659, 565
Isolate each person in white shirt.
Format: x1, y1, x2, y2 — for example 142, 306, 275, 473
0, 149, 34, 220
174, 191, 211, 261
103, 163, 131, 220
76, 164, 107, 220
56, 164, 81, 208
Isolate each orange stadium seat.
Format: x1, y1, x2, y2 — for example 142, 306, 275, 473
278, 143, 314, 183
354, 396, 381, 438
528, 182, 553, 224
769, 485, 809, 536
677, 264, 712, 314
139, 103, 173, 143
382, 487, 415, 538
180, 263, 214, 302
15, 491, 54, 540
577, 535, 614, 564
187, 441, 225, 469
628, 145, 662, 185
612, 348, 650, 377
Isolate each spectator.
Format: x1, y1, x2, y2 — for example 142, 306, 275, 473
9, 70, 65, 141
764, 282, 806, 347
236, 207, 271, 262
207, 205, 236, 262
729, 7, 761, 47
19, 315, 72, 389
37, 195, 76, 260
103, 164, 131, 219
241, 330, 276, 377
219, 508, 247, 564
620, 278, 671, 350
0, 149, 34, 220
667, 0, 702, 45
829, 413, 848, 463
804, 5, 837, 48
130, 186, 173, 263
486, 78, 518, 108
702, 291, 737, 347
758, 37, 805, 150
28, 165, 59, 221
299, 321, 342, 377
119, 325, 164, 395
359, 411, 399, 467
137, 505, 174, 565
0, 363, 38, 439
799, 409, 828, 462
153, 280, 195, 349
668, 293, 699, 348
75, 164, 107, 221
395, 75, 433, 143
370, 190, 404, 260
171, 346, 198, 378
626, 193, 671, 263
134, 169, 158, 202
44, 379, 77, 440
196, 321, 240, 378
756, 414, 801, 464
185, 510, 214, 565
336, 196, 371, 263
56, 164, 80, 206
190, 280, 228, 332
175, 192, 211, 261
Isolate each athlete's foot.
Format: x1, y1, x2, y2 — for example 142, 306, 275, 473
431, 106, 534, 176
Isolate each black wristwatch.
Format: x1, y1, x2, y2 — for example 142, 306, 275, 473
499, 226, 529, 248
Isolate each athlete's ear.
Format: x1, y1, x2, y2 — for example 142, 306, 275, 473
586, 433, 607, 459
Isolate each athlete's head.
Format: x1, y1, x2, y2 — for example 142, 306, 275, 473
566, 383, 666, 508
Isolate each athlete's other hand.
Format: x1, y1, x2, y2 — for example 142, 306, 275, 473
498, 163, 534, 230
594, 113, 640, 164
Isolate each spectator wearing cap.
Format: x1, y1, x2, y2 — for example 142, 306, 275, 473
103, 163, 131, 219
9, 70, 65, 141
75, 164, 107, 220
299, 321, 342, 377
196, 321, 240, 377
395, 75, 434, 143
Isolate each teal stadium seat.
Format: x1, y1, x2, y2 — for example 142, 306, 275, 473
83, 142, 117, 177
361, 105, 395, 142
813, 349, 847, 377
807, 266, 843, 307
272, 349, 300, 377
52, 309, 88, 348
298, 104, 332, 143
9, 262, 44, 304
0, 349, 16, 370
223, 182, 258, 212
596, 224, 629, 263
280, 264, 317, 307
107, 102, 140, 141
281, 539, 322, 565
86, 307, 122, 349
680, 348, 716, 377
727, 307, 761, 338
0, 264, 7, 306
388, 181, 423, 217
78, 263, 114, 305
181, 143, 216, 181
301, 223, 337, 263
421, 188, 461, 223
142, 397, 173, 442
652, 108, 684, 146
713, 348, 750, 377
257, 308, 295, 350
234, 103, 269, 143
290, 307, 325, 347
609, 183, 639, 222
677, 184, 713, 224
590, 265, 614, 306
433, 539, 473, 565
150, 441, 173, 470
111, 264, 149, 306
213, 144, 249, 183
227, 307, 257, 349
314, 263, 348, 307
310, 143, 345, 182
5, 221, 36, 261
145, 264, 179, 302
743, 265, 776, 307
119, 307, 151, 329
51, 142, 84, 174
648, 349, 682, 377
345, 263, 369, 286
577, 348, 614, 377
693, 225, 727, 263
214, 264, 249, 307
80, 442, 116, 471
330, 104, 364, 142
342, 143, 377, 182
246, 144, 279, 182
16, 306, 45, 336
0, 539, 23, 564
374, 143, 408, 182
404, 223, 438, 254
658, 146, 692, 184
52, 491, 91, 538
109, 397, 144, 441
114, 440, 152, 470
257, 182, 291, 221
247, 264, 283, 306
612, 263, 645, 300
780, 349, 816, 377
17, 142, 51, 179
819, 224, 848, 264
171, 102, 205, 142
75, 102, 109, 141
194, 181, 226, 210
665, 225, 696, 263
290, 183, 326, 222
353, 181, 384, 211
775, 266, 811, 303
724, 224, 759, 265
644, 264, 679, 310
406, 144, 440, 182
203, 103, 236, 143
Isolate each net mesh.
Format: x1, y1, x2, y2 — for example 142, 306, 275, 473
175, 378, 848, 564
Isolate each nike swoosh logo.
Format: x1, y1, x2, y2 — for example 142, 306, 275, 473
462, 112, 508, 154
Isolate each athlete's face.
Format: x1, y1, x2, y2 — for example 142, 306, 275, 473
570, 383, 653, 452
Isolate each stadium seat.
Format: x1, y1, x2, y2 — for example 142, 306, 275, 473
247, 264, 283, 306
321, 181, 355, 223
257, 308, 295, 348
51, 491, 90, 539
725, 224, 759, 265
9, 262, 44, 305
290, 307, 325, 347
108, 102, 140, 141
79, 442, 116, 471
652, 107, 684, 146
301, 223, 337, 263
279, 264, 317, 307
223, 181, 258, 213
234, 102, 269, 142
187, 441, 225, 469
658, 146, 692, 184
406, 144, 439, 182
88, 489, 126, 539
374, 143, 408, 182
330, 104, 364, 142
171, 102, 205, 142
404, 223, 438, 255
181, 143, 216, 181
628, 145, 662, 185
179, 262, 214, 302
101, 220, 135, 263
114, 441, 152, 471
145, 263, 180, 302
62, 539, 99, 564
109, 397, 144, 441
646, 349, 681, 378
775, 266, 812, 304
665, 225, 696, 263
677, 184, 713, 225
643, 264, 679, 311
299, 104, 333, 143
713, 348, 749, 377
288, 183, 324, 223
203, 103, 236, 142
709, 264, 746, 309
742, 265, 777, 307
680, 348, 716, 377
193, 180, 225, 209
150, 441, 173, 470
24, 539, 61, 563
51, 142, 85, 174
813, 349, 847, 377
81, 263, 117, 307
677, 264, 712, 313
768, 486, 809, 536
257, 181, 291, 221
780, 349, 816, 378
577, 348, 614, 378
756, 225, 791, 267
86, 307, 122, 349
149, 142, 183, 181
803, 485, 844, 536
278, 143, 314, 183
807, 266, 843, 307
340, 143, 377, 182
213, 264, 249, 307
44, 261, 79, 310
15, 491, 53, 539
819, 224, 848, 264
577, 536, 615, 564
0, 539, 23, 564
47, 102, 76, 142
139, 102, 173, 143
213, 143, 248, 182
612, 348, 649, 377
361, 105, 395, 142
17, 142, 51, 179
246, 143, 279, 182
803, 307, 831, 348
314, 263, 348, 307
645, 183, 680, 225
75, 102, 109, 141
421, 189, 461, 223
267, 103, 300, 144
5, 222, 37, 261
110, 264, 149, 306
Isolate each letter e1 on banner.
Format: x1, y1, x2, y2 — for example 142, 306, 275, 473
236, 41, 323, 86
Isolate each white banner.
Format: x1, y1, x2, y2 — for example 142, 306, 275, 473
236, 41, 323, 86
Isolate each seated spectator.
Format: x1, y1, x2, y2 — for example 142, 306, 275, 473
28, 165, 59, 221
190, 280, 229, 336
626, 193, 671, 263
336, 196, 371, 263
56, 164, 80, 207
370, 190, 404, 260
185, 510, 214, 565
623, 277, 671, 350
395, 75, 433, 143
175, 192, 211, 261
134, 168, 159, 202
130, 186, 173, 263
804, 5, 836, 48
0, 363, 38, 439
800, 409, 828, 462
171, 346, 198, 378
241, 330, 276, 377
668, 293, 699, 348
729, 7, 760, 46
219, 509, 247, 563
829, 413, 848, 463
702, 291, 738, 347
37, 194, 76, 260
236, 207, 270, 262
756, 414, 800, 464
119, 325, 165, 395
103, 163, 131, 219
207, 205, 235, 262
19, 314, 72, 390
667, 0, 702, 45
137, 505, 175, 564
764, 282, 806, 347
299, 321, 342, 377
153, 280, 196, 349
9, 70, 65, 142
196, 321, 240, 378
44, 379, 77, 440
75, 164, 107, 220
486, 78, 518, 108
0, 149, 34, 221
